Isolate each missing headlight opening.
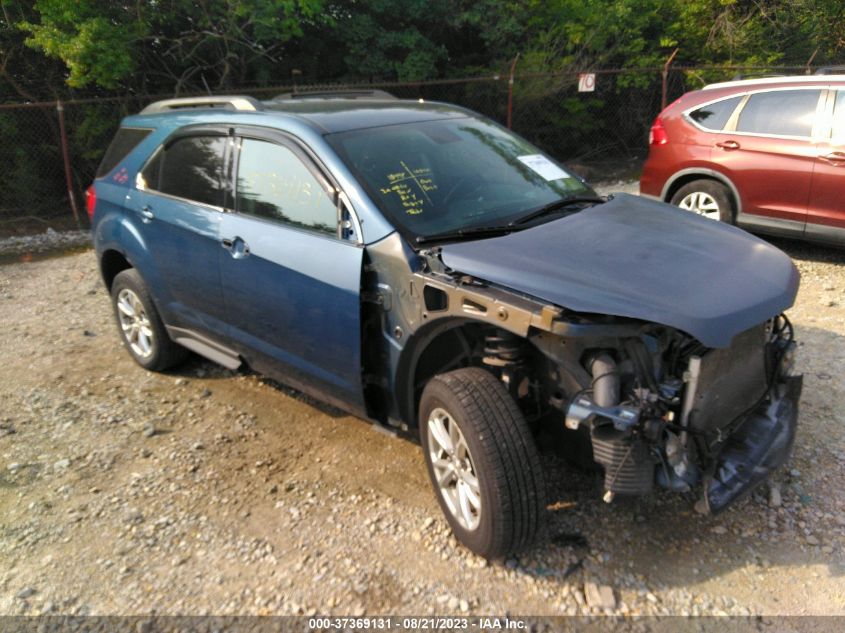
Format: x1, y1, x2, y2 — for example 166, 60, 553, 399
557, 315, 801, 512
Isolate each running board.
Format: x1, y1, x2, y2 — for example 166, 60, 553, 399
166, 326, 242, 370
704, 375, 802, 514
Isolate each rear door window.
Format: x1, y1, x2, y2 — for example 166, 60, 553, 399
688, 96, 742, 131
142, 136, 228, 207
96, 127, 152, 178
736, 89, 821, 137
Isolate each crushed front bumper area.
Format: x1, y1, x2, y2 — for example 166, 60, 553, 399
704, 375, 803, 514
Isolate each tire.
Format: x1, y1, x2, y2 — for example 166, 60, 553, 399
110, 268, 188, 371
418, 367, 545, 559
670, 179, 734, 223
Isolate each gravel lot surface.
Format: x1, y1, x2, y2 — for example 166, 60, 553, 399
0, 231, 843, 617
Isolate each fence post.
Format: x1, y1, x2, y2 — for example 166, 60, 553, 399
661, 48, 679, 110
56, 100, 81, 228
506, 53, 520, 129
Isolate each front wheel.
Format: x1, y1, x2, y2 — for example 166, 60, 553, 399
419, 367, 545, 559
670, 179, 734, 223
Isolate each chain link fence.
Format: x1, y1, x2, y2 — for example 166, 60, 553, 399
0, 66, 812, 235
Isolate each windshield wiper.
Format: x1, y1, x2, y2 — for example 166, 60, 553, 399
414, 195, 605, 245
511, 195, 605, 226
415, 224, 516, 245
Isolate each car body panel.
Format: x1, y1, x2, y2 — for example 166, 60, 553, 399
439, 194, 799, 349
126, 187, 230, 335
808, 137, 845, 232
218, 211, 366, 405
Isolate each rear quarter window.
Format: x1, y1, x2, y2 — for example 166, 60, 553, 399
688, 96, 743, 131
96, 128, 152, 178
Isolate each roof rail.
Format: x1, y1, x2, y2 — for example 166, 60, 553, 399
271, 89, 397, 101
140, 96, 262, 114
702, 74, 845, 90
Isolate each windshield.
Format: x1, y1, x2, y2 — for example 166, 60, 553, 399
325, 116, 595, 241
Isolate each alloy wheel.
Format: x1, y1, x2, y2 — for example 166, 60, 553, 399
427, 407, 482, 530
677, 191, 721, 220
116, 288, 155, 358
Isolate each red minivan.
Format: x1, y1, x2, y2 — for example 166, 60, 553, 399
640, 75, 845, 246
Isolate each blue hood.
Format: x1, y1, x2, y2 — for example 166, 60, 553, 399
439, 194, 799, 348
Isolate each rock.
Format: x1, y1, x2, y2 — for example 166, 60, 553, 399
192, 441, 204, 451
174, 378, 187, 386
142, 423, 156, 438
7, 463, 20, 472
447, 596, 459, 610
200, 388, 212, 398
421, 517, 434, 530
769, 485, 782, 508
584, 582, 616, 610
459, 599, 469, 612
54, 458, 71, 470
806, 535, 820, 546
711, 526, 728, 535
16, 587, 36, 600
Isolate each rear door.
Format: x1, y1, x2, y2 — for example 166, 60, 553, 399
129, 130, 230, 335
218, 130, 365, 407
714, 88, 823, 229
806, 88, 845, 242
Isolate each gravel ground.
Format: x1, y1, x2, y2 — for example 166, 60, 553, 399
0, 228, 844, 617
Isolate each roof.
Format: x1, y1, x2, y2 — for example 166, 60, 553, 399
135, 94, 474, 134
703, 74, 845, 91
262, 98, 472, 133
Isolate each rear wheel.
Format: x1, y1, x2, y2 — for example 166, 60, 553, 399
111, 269, 188, 371
670, 179, 734, 222
419, 367, 545, 559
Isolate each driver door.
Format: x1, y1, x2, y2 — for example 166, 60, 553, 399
218, 131, 365, 409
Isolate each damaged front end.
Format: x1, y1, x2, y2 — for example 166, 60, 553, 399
559, 316, 801, 513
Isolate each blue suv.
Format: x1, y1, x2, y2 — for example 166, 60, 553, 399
90, 92, 802, 559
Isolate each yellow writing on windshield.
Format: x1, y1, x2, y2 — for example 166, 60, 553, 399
380, 163, 438, 215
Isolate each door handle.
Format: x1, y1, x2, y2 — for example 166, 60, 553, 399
139, 206, 155, 222
222, 236, 250, 258
819, 151, 845, 165
715, 140, 740, 150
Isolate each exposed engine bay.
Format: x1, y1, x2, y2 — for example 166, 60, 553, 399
482, 314, 801, 513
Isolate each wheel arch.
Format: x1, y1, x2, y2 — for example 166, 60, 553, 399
661, 168, 742, 215
393, 317, 492, 429
100, 249, 133, 291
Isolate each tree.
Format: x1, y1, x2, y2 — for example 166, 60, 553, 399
20, 0, 329, 93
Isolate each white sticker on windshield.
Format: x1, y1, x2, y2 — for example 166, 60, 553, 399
517, 154, 570, 181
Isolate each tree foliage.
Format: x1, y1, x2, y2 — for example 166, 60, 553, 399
2, 0, 845, 98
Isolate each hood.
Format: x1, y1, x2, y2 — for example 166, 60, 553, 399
439, 194, 799, 348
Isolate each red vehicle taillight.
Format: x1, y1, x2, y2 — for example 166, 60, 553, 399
85, 185, 97, 220
649, 116, 669, 146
